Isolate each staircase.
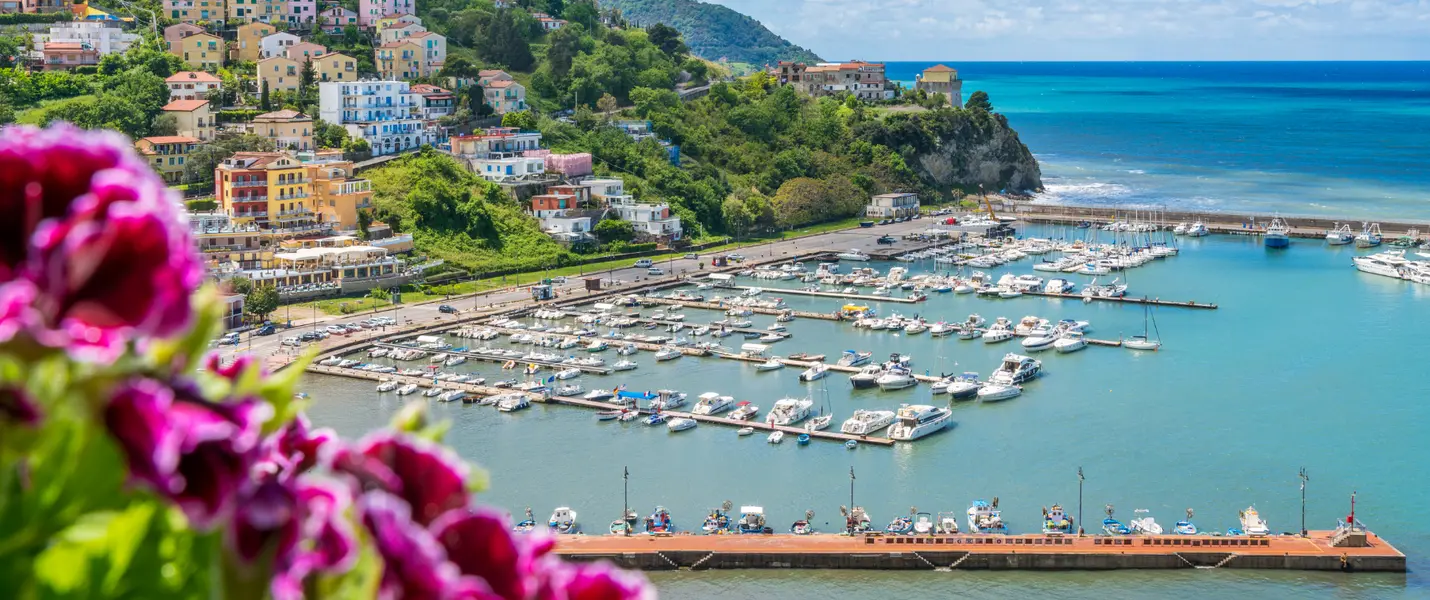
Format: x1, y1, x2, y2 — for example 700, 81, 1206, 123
948, 552, 975, 570
689, 552, 717, 571
911, 552, 937, 569
653, 551, 679, 569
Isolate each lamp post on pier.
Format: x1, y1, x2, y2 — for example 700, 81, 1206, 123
1299, 467, 1309, 536
1077, 467, 1085, 536
848, 466, 856, 534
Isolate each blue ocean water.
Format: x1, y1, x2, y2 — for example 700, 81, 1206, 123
884, 62, 1430, 220
305, 226, 1430, 599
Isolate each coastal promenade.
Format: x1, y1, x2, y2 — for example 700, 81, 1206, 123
555, 530, 1405, 572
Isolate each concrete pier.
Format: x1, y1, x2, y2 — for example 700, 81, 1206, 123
555, 531, 1405, 572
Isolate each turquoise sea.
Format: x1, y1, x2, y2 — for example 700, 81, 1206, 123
883, 62, 1430, 220
307, 226, 1429, 599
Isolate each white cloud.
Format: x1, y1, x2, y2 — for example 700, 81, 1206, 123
703, 0, 1430, 60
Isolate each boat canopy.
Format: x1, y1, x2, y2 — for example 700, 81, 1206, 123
842, 304, 869, 312
593, 303, 615, 311
741, 343, 770, 354
741, 506, 763, 514
616, 390, 657, 400
415, 335, 442, 344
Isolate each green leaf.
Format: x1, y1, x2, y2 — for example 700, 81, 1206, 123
32, 502, 156, 596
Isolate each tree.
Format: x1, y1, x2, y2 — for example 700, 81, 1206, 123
500, 110, 537, 130
245, 284, 280, 321
356, 209, 373, 240
595, 92, 618, 115
260, 79, 271, 111
646, 23, 686, 58
184, 133, 276, 184
592, 218, 634, 244
150, 112, 178, 136
478, 10, 535, 71
965, 90, 992, 112
563, 0, 598, 31
314, 119, 350, 149
0, 98, 13, 126
439, 56, 478, 79
545, 0, 564, 17
228, 275, 254, 296
629, 86, 677, 118
465, 85, 494, 117
366, 287, 387, 313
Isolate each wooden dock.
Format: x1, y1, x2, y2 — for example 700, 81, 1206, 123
554, 530, 1405, 572
468, 325, 714, 358
741, 286, 921, 304
306, 365, 894, 446
637, 296, 842, 321
715, 352, 945, 384
1020, 290, 1218, 310
368, 342, 615, 375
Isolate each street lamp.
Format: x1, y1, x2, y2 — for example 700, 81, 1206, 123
1299, 467, 1309, 536
1077, 467, 1085, 535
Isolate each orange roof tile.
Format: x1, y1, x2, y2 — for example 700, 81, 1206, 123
162, 99, 210, 112
166, 71, 221, 83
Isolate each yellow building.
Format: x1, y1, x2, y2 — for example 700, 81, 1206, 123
135, 136, 199, 184
308, 157, 374, 231
169, 32, 223, 70
257, 55, 301, 93
915, 64, 963, 107
252, 109, 313, 151
311, 51, 357, 83
215, 152, 318, 232
374, 13, 421, 33
233, 22, 273, 62
162, 99, 215, 142
375, 40, 424, 81
228, 0, 286, 25
165, 0, 227, 26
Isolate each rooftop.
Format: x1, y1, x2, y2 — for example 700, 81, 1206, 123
166, 71, 221, 83
162, 99, 210, 112
923, 64, 957, 72
254, 109, 311, 122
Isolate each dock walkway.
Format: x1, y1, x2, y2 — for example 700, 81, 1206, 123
371, 342, 614, 375
554, 530, 1405, 572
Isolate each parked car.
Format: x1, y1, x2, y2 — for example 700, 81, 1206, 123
439, 305, 458, 314
551, 276, 567, 284
726, 254, 745, 261
281, 337, 302, 347
683, 253, 698, 259
299, 332, 319, 342
325, 325, 347, 335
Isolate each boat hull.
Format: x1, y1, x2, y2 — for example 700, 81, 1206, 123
1264, 235, 1289, 249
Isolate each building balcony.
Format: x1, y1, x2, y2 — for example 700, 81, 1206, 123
231, 180, 267, 188
233, 196, 268, 204
233, 211, 269, 218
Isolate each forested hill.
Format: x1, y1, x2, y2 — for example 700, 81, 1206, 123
604, 0, 822, 66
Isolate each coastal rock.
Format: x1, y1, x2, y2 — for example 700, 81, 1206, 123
861, 109, 1043, 195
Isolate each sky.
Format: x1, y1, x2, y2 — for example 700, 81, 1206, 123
705, 0, 1430, 61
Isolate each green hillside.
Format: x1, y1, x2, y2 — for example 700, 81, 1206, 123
605, 0, 822, 66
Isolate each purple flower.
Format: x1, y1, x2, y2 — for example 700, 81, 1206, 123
229, 477, 357, 600
432, 509, 553, 600
334, 433, 470, 526
257, 414, 335, 479
104, 378, 270, 528
531, 559, 653, 600
207, 353, 266, 382
0, 124, 201, 360
0, 385, 40, 426
360, 491, 471, 600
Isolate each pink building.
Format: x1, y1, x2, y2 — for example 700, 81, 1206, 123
358, 0, 413, 28
285, 0, 315, 27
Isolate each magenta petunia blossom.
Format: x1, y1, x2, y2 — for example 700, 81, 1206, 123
334, 433, 471, 526
530, 559, 654, 600
230, 476, 358, 600
104, 378, 271, 528
432, 508, 554, 600
359, 491, 472, 600
0, 124, 201, 361
257, 414, 336, 479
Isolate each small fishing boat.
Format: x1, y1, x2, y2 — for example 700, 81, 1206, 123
595, 410, 622, 421
1264, 217, 1290, 248
737, 426, 755, 436
667, 417, 697, 432
1102, 505, 1131, 535
796, 433, 810, 445
1040, 504, 1075, 535
586, 340, 609, 352
644, 506, 675, 534
737, 506, 769, 534
1186, 221, 1209, 237
767, 431, 784, 444
513, 508, 537, 533
1325, 223, 1354, 245
913, 512, 935, 535
967, 499, 1008, 534
609, 509, 638, 535
1240, 506, 1270, 536
548, 507, 579, 534
844, 439, 858, 449
1130, 509, 1163, 535
1355, 222, 1383, 248
885, 514, 914, 535
644, 412, 668, 426
702, 506, 732, 534
937, 512, 960, 534
1174, 509, 1198, 535
790, 512, 816, 535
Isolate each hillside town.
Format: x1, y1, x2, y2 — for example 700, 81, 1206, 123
1, 0, 976, 330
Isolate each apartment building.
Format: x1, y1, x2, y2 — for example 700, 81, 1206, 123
374, 40, 423, 80
307, 156, 374, 230
135, 136, 200, 184
233, 22, 274, 62
164, 0, 225, 25
252, 109, 313, 151
166, 70, 222, 101
215, 152, 320, 231
358, 0, 413, 27
257, 55, 301, 93
170, 31, 223, 69
312, 52, 358, 83
259, 31, 299, 58
162, 99, 215, 142
318, 80, 435, 156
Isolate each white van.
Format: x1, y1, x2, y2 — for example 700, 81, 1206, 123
633, 258, 654, 268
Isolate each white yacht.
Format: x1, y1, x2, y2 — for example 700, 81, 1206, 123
666, 418, 697, 432
692, 392, 736, 415
395, 383, 420, 396
756, 358, 785, 372
1129, 509, 1163, 535
1053, 331, 1088, 353
887, 404, 952, 441
840, 409, 896, 435
1352, 250, 1411, 279
849, 364, 884, 389
1185, 221, 1209, 237
497, 394, 531, 412
437, 389, 468, 403
944, 373, 982, 400
928, 322, 953, 337
654, 347, 682, 361
613, 359, 638, 371
376, 380, 400, 393
649, 390, 688, 410
836, 249, 871, 261
583, 389, 616, 402
1239, 506, 1270, 537
554, 367, 582, 380
617, 343, 639, 355
976, 380, 1022, 402
423, 387, 445, 398
798, 363, 828, 382
875, 367, 918, 391
989, 353, 1042, 384
1172, 222, 1190, 235
982, 321, 1014, 344
766, 397, 814, 426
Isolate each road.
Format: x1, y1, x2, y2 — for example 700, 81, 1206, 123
220, 218, 947, 371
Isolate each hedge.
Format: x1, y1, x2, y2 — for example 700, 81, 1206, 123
0, 12, 72, 25
216, 109, 262, 123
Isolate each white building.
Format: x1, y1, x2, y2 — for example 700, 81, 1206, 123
260, 32, 301, 59
608, 195, 682, 240
472, 156, 546, 182
32, 21, 138, 58
865, 193, 920, 218
319, 80, 435, 156
165, 71, 222, 101
583, 178, 625, 200
541, 213, 592, 242
378, 22, 426, 45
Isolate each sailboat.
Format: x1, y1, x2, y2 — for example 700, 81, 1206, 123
1123, 301, 1162, 351
805, 379, 834, 432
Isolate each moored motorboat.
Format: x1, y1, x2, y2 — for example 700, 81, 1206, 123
1129, 509, 1163, 535
1174, 509, 1198, 535
840, 409, 896, 435
756, 358, 785, 372
736, 426, 755, 436
645, 506, 675, 533
1042, 504, 1074, 535
1264, 217, 1290, 248
875, 366, 917, 391
737, 506, 770, 534
692, 392, 736, 415
548, 507, 580, 534
667, 417, 697, 432
766, 431, 784, 444
798, 363, 828, 382
1239, 506, 1270, 536
1053, 331, 1088, 353
887, 404, 952, 441
766, 397, 813, 426
967, 499, 1007, 534
945, 373, 982, 400
1325, 223, 1354, 245
836, 350, 873, 367
848, 364, 884, 389
730, 401, 759, 421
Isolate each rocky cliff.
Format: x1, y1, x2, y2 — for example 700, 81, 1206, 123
859, 109, 1042, 197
